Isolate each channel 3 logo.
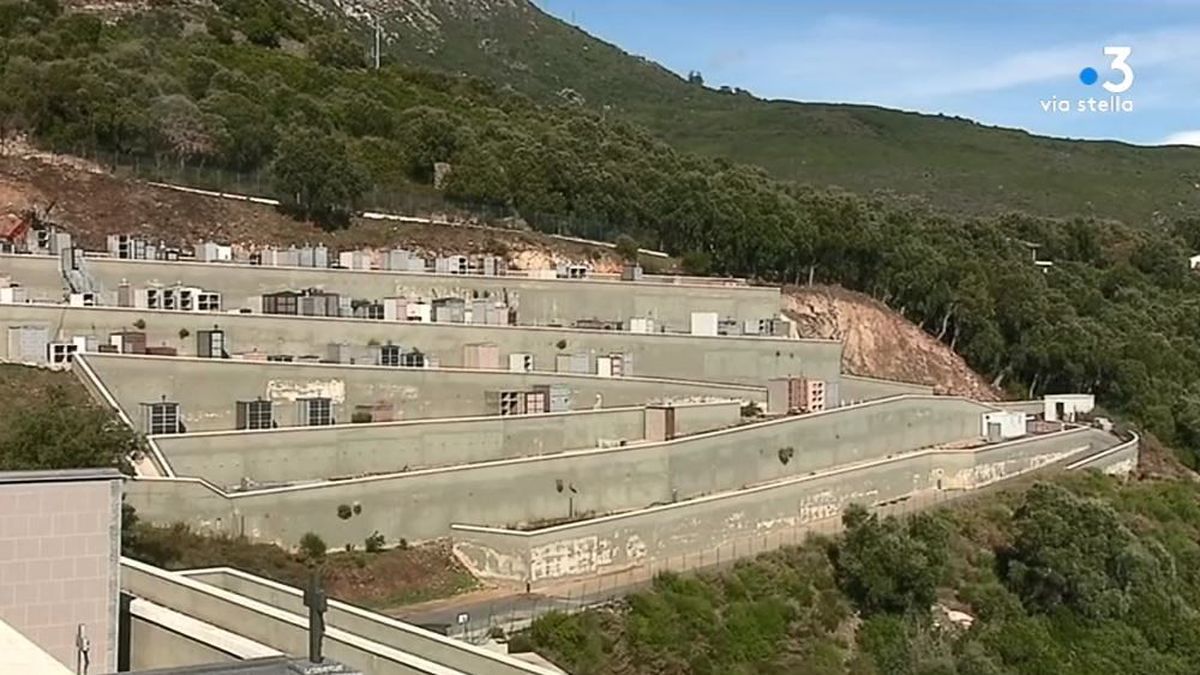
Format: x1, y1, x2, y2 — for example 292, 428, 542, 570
1078, 46, 1134, 93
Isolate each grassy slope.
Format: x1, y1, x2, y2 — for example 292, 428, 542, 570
126, 521, 479, 609
0, 364, 90, 433
367, 0, 1200, 225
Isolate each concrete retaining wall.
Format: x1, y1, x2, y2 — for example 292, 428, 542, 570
0, 254, 783, 330
1067, 432, 1139, 476
0, 254, 65, 301
124, 396, 995, 549
990, 400, 1044, 415
452, 427, 1124, 587
0, 302, 840, 386
153, 401, 742, 488
81, 353, 759, 432
840, 374, 934, 402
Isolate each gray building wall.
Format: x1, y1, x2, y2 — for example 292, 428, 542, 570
123, 396, 995, 550
0, 303, 842, 387
0, 469, 122, 674
452, 427, 1127, 587
0, 254, 784, 331
81, 354, 760, 432
153, 401, 743, 488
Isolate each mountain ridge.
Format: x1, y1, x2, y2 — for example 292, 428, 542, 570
319, 0, 1200, 225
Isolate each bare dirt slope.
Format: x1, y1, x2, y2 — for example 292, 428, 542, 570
785, 285, 1001, 401
0, 149, 625, 271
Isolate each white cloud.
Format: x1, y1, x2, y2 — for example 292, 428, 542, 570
748, 20, 1200, 104
884, 26, 1200, 98
1161, 130, 1200, 146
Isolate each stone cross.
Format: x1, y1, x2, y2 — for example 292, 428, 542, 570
303, 570, 328, 664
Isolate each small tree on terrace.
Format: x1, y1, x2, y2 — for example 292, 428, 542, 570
614, 234, 640, 262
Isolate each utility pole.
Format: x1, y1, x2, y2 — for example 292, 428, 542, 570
374, 19, 381, 70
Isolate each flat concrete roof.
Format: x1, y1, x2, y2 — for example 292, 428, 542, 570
0, 618, 72, 675
0, 467, 123, 485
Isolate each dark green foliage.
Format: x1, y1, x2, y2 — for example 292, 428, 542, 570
271, 127, 369, 227
298, 531, 326, 559
528, 545, 850, 674
1003, 483, 1175, 620
613, 234, 639, 262
308, 31, 364, 69
834, 505, 948, 616
364, 530, 384, 553
680, 251, 712, 276
0, 377, 143, 473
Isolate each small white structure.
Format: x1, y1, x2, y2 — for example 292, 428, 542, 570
339, 250, 372, 270
68, 292, 97, 307
981, 411, 1026, 441
509, 353, 534, 372
194, 241, 233, 262
384, 249, 426, 272
690, 312, 718, 336
0, 284, 26, 304
1044, 394, 1095, 422
596, 353, 628, 378
556, 263, 588, 279
382, 297, 406, 322
1190, 254, 1200, 271
629, 317, 657, 334
406, 301, 431, 323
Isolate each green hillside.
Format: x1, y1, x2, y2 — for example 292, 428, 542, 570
362, 0, 1200, 224
5, 0, 1200, 469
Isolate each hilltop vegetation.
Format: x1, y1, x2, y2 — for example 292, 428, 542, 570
345, 0, 1200, 224
4, 0, 1200, 468
520, 473, 1200, 674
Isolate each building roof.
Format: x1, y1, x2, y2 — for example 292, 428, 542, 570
0, 618, 73, 675
129, 656, 362, 675
129, 656, 294, 675
0, 467, 123, 485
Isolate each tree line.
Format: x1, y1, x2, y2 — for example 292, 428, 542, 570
2, 0, 1200, 463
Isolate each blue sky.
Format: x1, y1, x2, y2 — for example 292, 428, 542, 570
533, 0, 1200, 146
